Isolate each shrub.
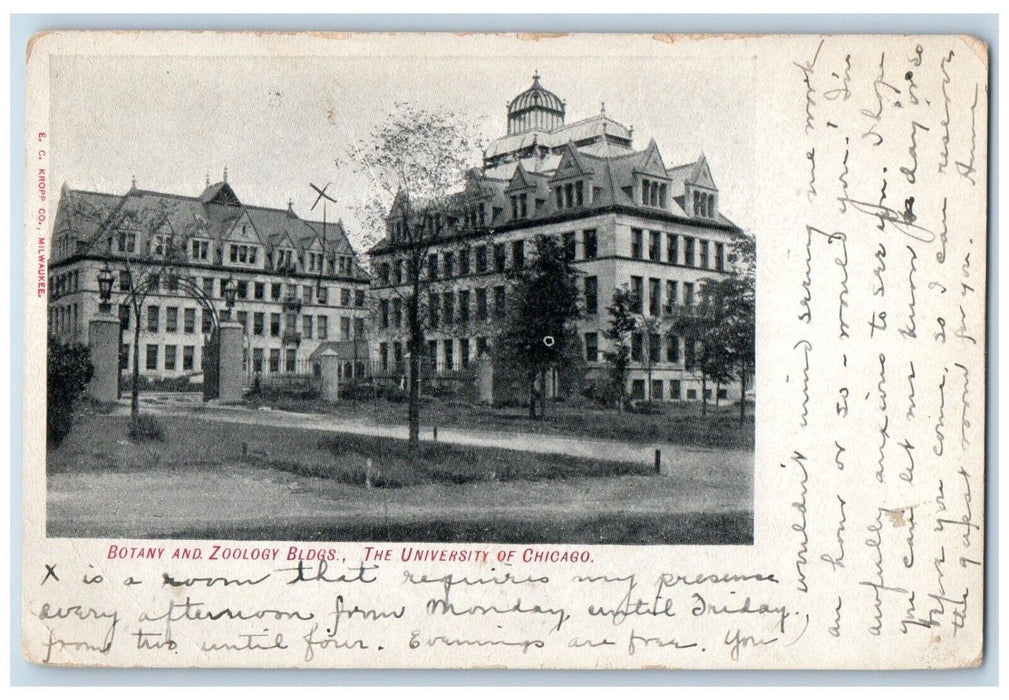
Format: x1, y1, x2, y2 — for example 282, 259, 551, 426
47, 339, 94, 447
129, 414, 165, 442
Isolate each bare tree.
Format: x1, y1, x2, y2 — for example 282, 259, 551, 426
59, 191, 196, 435
347, 103, 485, 448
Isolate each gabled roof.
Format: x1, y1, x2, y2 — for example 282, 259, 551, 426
505, 161, 537, 193
550, 142, 595, 182
200, 181, 241, 206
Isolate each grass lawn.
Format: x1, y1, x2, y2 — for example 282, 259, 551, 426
47, 411, 752, 545
244, 391, 755, 451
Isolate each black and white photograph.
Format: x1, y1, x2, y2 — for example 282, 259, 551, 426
44, 41, 756, 545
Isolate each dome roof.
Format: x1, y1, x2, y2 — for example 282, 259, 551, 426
508, 73, 565, 116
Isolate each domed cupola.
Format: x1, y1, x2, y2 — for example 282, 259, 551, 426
507, 72, 566, 135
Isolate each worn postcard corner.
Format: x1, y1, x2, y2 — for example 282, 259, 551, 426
22, 30, 987, 670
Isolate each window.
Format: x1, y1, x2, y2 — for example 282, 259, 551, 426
354, 289, 364, 307
202, 309, 213, 334
631, 229, 643, 259
164, 345, 177, 371
270, 313, 280, 337
666, 281, 678, 311
585, 276, 598, 315
166, 306, 178, 332
380, 299, 389, 328
444, 339, 454, 371
443, 291, 455, 325
494, 286, 506, 317
393, 342, 403, 368
120, 344, 129, 370
494, 244, 507, 273
254, 282, 265, 300
427, 340, 438, 361
631, 379, 646, 400
269, 349, 280, 373
393, 298, 402, 328
303, 315, 313, 339
684, 237, 696, 267
146, 344, 158, 370
253, 312, 264, 336
685, 337, 697, 367
649, 231, 661, 261
119, 271, 131, 291
459, 290, 470, 323
510, 193, 528, 219
651, 380, 664, 401
692, 190, 716, 218
630, 277, 644, 313
341, 288, 351, 307
667, 234, 679, 265
342, 317, 351, 340
379, 342, 389, 372
184, 308, 196, 333
671, 380, 682, 400
428, 292, 440, 326
119, 304, 130, 330
649, 333, 662, 363
191, 239, 209, 260
202, 277, 214, 297
286, 349, 296, 373
585, 332, 599, 362
147, 305, 159, 332
583, 229, 597, 259
715, 242, 725, 271
684, 282, 696, 306
443, 252, 454, 278
319, 286, 329, 305
631, 333, 643, 362
649, 278, 661, 316
271, 283, 282, 301
253, 348, 263, 373
477, 337, 491, 358
666, 333, 681, 363
318, 316, 328, 339
183, 345, 195, 371
353, 318, 364, 338
556, 180, 584, 210
641, 178, 668, 208
460, 248, 471, 275
428, 254, 438, 280
460, 338, 471, 370
237, 311, 248, 333
379, 263, 390, 285
468, 286, 486, 320
563, 232, 576, 261
511, 240, 524, 270
699, 240, 710, 269
476, 246, 488, 273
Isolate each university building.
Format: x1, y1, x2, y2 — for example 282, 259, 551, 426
367, 74, 746, 402
48, 175, 371, 382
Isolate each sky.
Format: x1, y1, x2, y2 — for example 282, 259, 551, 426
49, 36, 758, 253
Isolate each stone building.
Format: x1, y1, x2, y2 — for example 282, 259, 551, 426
367, 74, 747, 403
48, 175, 370, 383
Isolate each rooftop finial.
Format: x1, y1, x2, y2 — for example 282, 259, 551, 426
131, 174, 137, 189
205, 172, 210, 186
532, 70, 540, 84
223, 166, 228, 183
600, 101, 606, 115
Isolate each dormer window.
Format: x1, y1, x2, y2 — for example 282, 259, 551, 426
116, 231, 137, 253
641, 178, 668, 208
692, 189, 716, 219
191, 239, 209, 261
230, 244, 258, 265
510, 193, 529, 219
465, 204, 486, 229
555, 180, 584, 210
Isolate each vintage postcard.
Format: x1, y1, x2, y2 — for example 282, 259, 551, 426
22, 31, 987, 669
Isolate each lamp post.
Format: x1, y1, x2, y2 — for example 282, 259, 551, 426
96, 262, 114, 314
222, 277, 237, 322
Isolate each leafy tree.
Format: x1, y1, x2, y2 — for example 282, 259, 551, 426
497, 235, 583, 420
602, 286, 639, 412
670, 234, 756, 421
47, 339, 93, 447
348, 104, 484, 447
